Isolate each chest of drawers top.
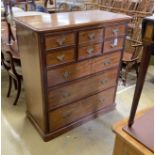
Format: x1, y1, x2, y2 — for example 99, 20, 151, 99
14, 10, 131, 32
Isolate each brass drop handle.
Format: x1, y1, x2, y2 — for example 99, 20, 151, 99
57, 54, 65, 62
63, 111, 72, 118
87, 47, 94, 54
111, 38, 118, 48
63, 92, 71, 98
100, 79, 108, 85
88, 33, 95, 40
111, 28, 119, 48
113, 29, 119, 36
63, 71, 70, 79
56, 37, 65, 46
103, 59, 111, 65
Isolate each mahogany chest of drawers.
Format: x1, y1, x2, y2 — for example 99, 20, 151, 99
15, 10, 131, 141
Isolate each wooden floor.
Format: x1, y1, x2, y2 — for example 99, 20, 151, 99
1, 66, 154, 155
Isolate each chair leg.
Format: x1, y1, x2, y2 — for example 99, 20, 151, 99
123, 64, 130, 86
135, 63, 139, 78
14, 79, 17, 90
13, 79, 21, 105
7, 76, 12, 97
7, 23, 15, 45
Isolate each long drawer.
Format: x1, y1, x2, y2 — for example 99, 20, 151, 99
47, 52, 121, 87
48, 68, 118, 109
48, 87, 115, 131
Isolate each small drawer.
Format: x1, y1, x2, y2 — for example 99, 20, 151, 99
79, 28, 103, 44
46, 48, 75, 67
105, 24, 126, 39
48, 68, 118, 109
47, 52, 121, 87
78, 43, 102, 60
49, 87, 115, 131
104, 38, 124, 53
45, 33, 75, 50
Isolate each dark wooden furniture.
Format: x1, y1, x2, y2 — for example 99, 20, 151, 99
14, 10, 131, 141
1, 50, 22, 105
121, 26, 143, 85
1, 21, 20, 61
120, 15, 154, 154
128, 16, 154, 127
3, 0, 15, 45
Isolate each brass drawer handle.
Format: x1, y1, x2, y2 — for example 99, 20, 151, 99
63, 92, 71, 98
63, 71, 70, 79
57, 54, 65, 62
56, 37, 65, 46
87, 47, 94, 54
112, 29, 119, 36
63, 111, 72, 118
111, 38, 118, 48
103, 59, 111, 65
100, 79, 108, 85
88, 33, 95, 40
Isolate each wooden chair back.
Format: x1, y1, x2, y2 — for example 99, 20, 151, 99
14, 0, 36, 11
1, 50, 18, 77
136, 0, 154, 13
57, 2, 70, 12
125, 26, 143, 61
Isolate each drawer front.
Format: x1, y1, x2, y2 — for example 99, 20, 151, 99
79, 28, 103, 44
47, 52, 121, 87
104, 38, 124, 53
45, 33, 75, 50
49, 87, 115, 131
48, 68, 118, 109
105, 24, 126, 39
46, 48, 75, 67
78, 43, 102, 60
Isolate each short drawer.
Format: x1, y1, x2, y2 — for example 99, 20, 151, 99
47, 52, 121, 87
48, 68, 118, 109
45, 33, 75, 50
49, 87, 115, 131
79, 28, 103, 44
105, 24, 126, 39
78, 43, 102, 60
104, 38, 124, 53
46, 48, 75, 67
